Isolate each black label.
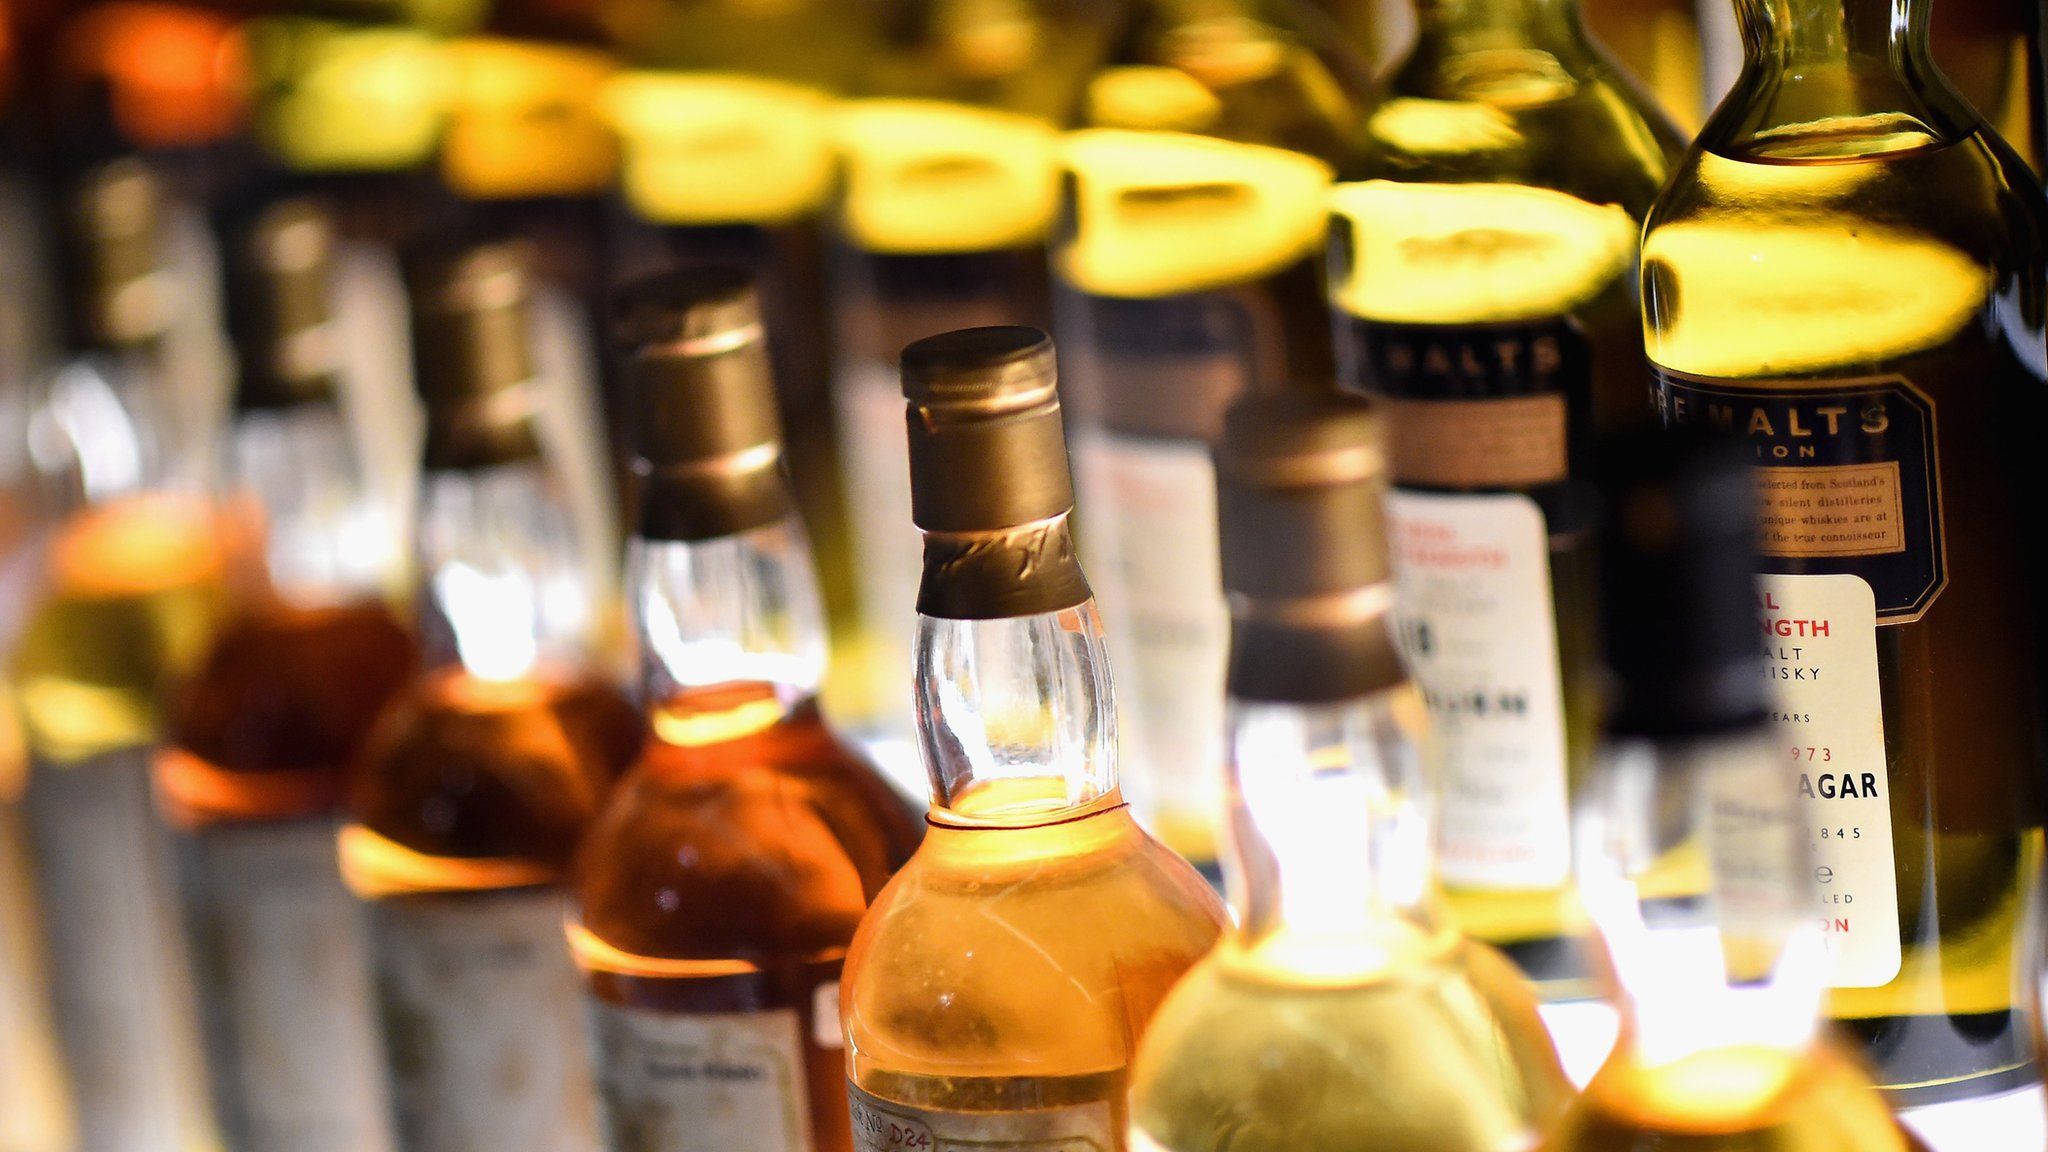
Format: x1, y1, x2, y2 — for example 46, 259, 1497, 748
1339, 314, 1591, 401
1652, 367, 1944, 620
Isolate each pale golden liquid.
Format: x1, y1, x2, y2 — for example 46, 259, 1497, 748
1130, 929, 1569, 1152
1643, 116, 2047, 1099
843, 789, 1226, 1142
1544, 1042, 1923, 1152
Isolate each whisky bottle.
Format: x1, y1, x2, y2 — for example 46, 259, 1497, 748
830, 0, 1113, 747
1057, 0, 1368, 872
1128, 390, 1570, 1152
571, 268, 923, 1152
342, 232, 642, 1152
841, 327, 1227, 1151
1542, 432, 1919, 1152
7, 154, 225, 1152
156, 196, 414, 1152
1643, 0, 2048, 1102
599, 8, 877, 724
1580, 0, 1708, 130
1329, 0, 1681, 989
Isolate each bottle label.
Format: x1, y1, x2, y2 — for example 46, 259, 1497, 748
588, 1000, 815, 1152
179, 818, 395, 1152
1385, 490, 1571, 889
1652, 370, 1945, 620
370, 888, 601, 1152
1757, 573, 1903, 988
20, 750, 213, 1152
1072, 432, 1227, 861
834, 100, 1061, 254
847, 1082, 1116, 1152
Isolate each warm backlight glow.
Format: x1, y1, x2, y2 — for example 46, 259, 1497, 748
247, 18, 451, 172
442, 38, 618, 199
833, 99, 1060, 254
603, 71, 835, 225
61, 3, 247, 148
336, 823, 557, 899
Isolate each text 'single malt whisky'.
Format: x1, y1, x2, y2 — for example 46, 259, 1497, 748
1330, 0, 1683, 992
1057, 0, 1369, 873
841, 327, 1226, 1152
341, 232, 643, 1152
157, 197, 415, 1152
1128, 391, 1569, 1152
7, 155, 225, 1152
829, 0, 1115, 747
1542, 432, 1920, 1152
1642, 0, 2048, 1103
570, 268, 923, 1152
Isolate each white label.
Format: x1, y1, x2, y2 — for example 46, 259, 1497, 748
1760, 572, 1902, 988
371, 888, 600, 1152
1386, 490, 1571, 889
20, 750, 215, 1152
589, 1000, 815, 1152
835, 358, 922, 735
811, 981, 844, 1051
181, 819, 395, 1152
848, 1082, 1116, 1152
1072, 434, 1227, 852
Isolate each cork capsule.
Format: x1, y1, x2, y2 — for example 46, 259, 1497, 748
1215, 391, 1406, 704
61, 156, 171, 350
222, 197, 343, 410
405, 232, 542, 470
611, 266, 791, 543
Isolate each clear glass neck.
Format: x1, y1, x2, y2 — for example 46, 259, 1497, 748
914, 599, 1118, 827
1576, 726, 1827, 1066
628, 516, 828, 718
1413, 0, 1583, 41
23, 348, 176, 515
1225, 690, 1432, 953
228, 403, 393, 603
1735, 0, 1928, 67
413, 459, 594, 682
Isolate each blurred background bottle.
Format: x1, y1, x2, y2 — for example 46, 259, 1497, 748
828, 0, 1113, 759
342, 232, 641, 1152
1055, 0, 1369, 875
571, 270, 921, 1152
1642, 0, 2048, 1104
155, 195, 414, 1152
1329, 0, 1680, 994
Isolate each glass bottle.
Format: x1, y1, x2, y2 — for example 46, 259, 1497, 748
1543, 431, 1919, 1151
1329, 0, 1681, 993
1129, 390, 1569, 1152
842, 326, 1227, 1151
828, 0, 1114, 751
6, 154, 224, 1152
341, 233, 643, 1152
570, 268, 924, 1152
156, 196, 414, 1152
1642, 0, 2048, 1103
1056, 0, 1371, 874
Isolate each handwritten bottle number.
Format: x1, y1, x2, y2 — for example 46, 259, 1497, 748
881, 1124, 931, 1150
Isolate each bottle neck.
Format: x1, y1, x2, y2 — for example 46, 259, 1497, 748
1737, 0, 1928, 69
913, 515, 1118, 827
412, 457, 594, 681
628, 515, 829, 742
1413, 0, 1584, 45
228, 400, 392, 604
1577, 725, 1827, 1067
1225, 688, 1431, 958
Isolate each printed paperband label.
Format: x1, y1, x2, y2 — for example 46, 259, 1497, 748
848, 1082, 1115, 1152
589, 1000, 814, 1152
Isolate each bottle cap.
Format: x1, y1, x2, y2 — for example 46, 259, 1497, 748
222, 196, 344, 410
1598, 427, 1769, 737
901, 325, 1089, 619
405, 231, 542, 469
58, 156, 171, 351
611, 266, 792, 542
1217, 391, 1406, 703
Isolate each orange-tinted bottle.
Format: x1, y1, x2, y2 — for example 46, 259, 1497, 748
156, 197, 414, 1151
570, 267, 923, 1152
341, 233, 642, 1152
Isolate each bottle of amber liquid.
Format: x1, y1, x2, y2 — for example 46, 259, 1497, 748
7, 154, 224, 1152
1329, 0, 1682, 993
1056, 1, 1368, 873
1543, 432, 1920, 1152
156, 196, 414, 1152
340, 234, 644, 1152
842, 327, 1226, 1150
1130, 391, 1570, 1152
1643, 0, 2048, 1103
571, 268, 923, 1152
